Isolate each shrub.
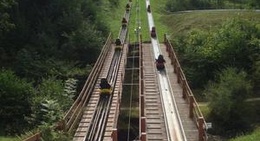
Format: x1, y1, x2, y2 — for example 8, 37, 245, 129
204, 68, 253, 136
0, 69, 34, 135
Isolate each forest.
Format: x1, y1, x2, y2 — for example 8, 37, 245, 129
0, 0, 115, 138
173, 18, 259, 137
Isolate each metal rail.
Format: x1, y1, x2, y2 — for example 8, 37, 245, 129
72, 42, 115, 140
85, 98, 111, 141
84, 50, 123, 141
117, 2, 131, 45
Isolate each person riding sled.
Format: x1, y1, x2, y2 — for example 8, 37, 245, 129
99, 78, 111, 99
155, 54, 166, 70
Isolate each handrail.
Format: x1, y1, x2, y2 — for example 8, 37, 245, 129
63, 33, 112, 133
139, 35, 146, 141
111, 46, 126, 141
23, 133, 41, 141
164, 34, 207, 141
111, 2, 132, 140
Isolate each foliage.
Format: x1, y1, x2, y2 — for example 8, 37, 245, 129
39, 125, 72, 141
229, 127, 260, 141
61, 21, 104, 65
63, 78, 78, 104
108, 0, 120, 6
164, 9, 260, 139
251, 48, 260, 92
0, 0, 16, 34
174, 18, 260, 89
166, 0, 260, 12
14, 49, 92, 82
0, 0, 118, 139
204, 68, 253, 136
29, 77, 76, 127
40, 99, 63, 125
14, 49, 61, 81
0, 0, 108, 77
0, 136, 18, 141
0, 69, 34, 135
149, 0, 169, 42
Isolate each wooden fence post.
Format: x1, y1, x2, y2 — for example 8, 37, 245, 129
141, 95, 144, 117
198, 117, 205, 141
141, 117, 146, 132
141, 132, 147, 141
176, 66, 180, 83
112, 128, 118, 141
183, 84, 187, 99
189, 96, 194, 118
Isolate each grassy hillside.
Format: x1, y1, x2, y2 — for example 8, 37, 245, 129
161, 10, 260, 37
229, 128, 260, 141
0, 137, 18, 141
149, 0, 169, 42
97, 0, 129, 38
127, 0, 150, 42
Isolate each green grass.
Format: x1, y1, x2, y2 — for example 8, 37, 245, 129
127, 0, 169, 42
161, 10, 260, 37
100, 0, 129, 39
229, 128, 260, 141
101, 0, 170, 43
100, 0, 150, 42
198, 102, 210, 119
128, 0, 150, 42
149, 0, 169, 42
0, 137, 18, 141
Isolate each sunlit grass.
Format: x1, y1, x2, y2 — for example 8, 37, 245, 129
161, 10, 260, 37
198, 102, 210, 119
100, 0, 129, 39
0, 137, 19, 141
128, 0, 169, 42
128, 0, 150, 42
149, 0, 169, 42
102, 0, 171, 43
229, 128, 260, 141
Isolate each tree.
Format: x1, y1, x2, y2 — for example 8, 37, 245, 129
0, 0, 108, 74
0, 69, 34, 135
29, 77, 75, 127
0, 0, 16, 34
61, 21, 104, 65
174, 18, 260, 89
204, 68, 253, 136
0, 0, 16, 67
